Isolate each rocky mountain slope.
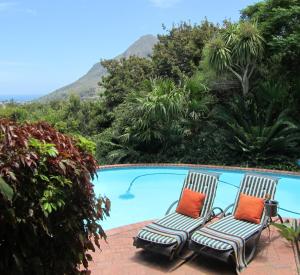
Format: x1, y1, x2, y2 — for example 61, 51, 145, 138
39, 34, 158, 101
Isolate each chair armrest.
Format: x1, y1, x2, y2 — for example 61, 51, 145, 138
221, 203, 234, 218
203, 208, 220, 224
165, 200, 179, 215
211, 207, 224, 219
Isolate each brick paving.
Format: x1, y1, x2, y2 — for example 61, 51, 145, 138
83, 220, 299, 275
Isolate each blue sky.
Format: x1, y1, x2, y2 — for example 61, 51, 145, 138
0, 0, 258, 101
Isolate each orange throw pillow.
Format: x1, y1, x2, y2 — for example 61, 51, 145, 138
234, 194, 265, 224
176, 188, 206, 218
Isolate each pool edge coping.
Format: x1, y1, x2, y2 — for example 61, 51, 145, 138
97, 163, 300, 176
105, 220, 154, 237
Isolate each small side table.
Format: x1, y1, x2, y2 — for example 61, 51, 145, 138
265, 200, 283, 241
265, 200, 283, 223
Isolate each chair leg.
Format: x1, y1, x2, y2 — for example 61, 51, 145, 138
245, 243, 257, 264
245, 232, 261, 264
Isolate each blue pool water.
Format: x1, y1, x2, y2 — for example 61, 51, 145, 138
93, 166, 300, 230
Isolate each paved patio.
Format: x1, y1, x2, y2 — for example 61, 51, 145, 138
84, 220, 299, 275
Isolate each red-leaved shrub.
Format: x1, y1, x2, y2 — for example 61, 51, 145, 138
0, 119, 110, 274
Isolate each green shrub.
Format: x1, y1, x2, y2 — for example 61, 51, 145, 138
212, 96, 300, 164
272, 219, 300, 256
0, 119, 110, 275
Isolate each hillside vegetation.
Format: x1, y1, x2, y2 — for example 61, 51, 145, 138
1, 0, 300, 171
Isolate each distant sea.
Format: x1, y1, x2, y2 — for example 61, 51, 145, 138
0, 94, 41, 102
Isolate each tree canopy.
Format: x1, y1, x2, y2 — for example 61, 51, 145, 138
152, 20, 217, 82
203, 21, 264, 96
101, 56, 154, 109
241, 0, 300, 83
1, 0, 300, 171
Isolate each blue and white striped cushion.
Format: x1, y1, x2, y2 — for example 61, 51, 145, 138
138, 228, 177, 245
137, 171, 219, 245
138, 213, 205, 245
157, 212, 205, 232
232, 174, 278, 222
180, 171, 219, 218
191, 215, 261, 250
191, 174, 278, 250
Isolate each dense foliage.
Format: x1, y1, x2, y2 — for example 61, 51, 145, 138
241, 0, 300, 85
152, 20, 217, 82
213, 96, 300, 163
0, 119, 110, 274
203, 21, 264, 96
0, 0, 299, 171
101, 56, 154, 110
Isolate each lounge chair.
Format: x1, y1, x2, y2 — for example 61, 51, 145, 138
189, 173, 278, 273
133, 171, 220, 260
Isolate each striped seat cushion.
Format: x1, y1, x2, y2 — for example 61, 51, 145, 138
190, 174, 278, 273
138, 228, 177, 245
136, 171, 219, 246
191, 215, 262, 250
157, 212, 205, 232
137, 212, 205, 245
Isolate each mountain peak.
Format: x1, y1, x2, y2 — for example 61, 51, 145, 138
117, 34, 158, 59
39, 34, 158, 101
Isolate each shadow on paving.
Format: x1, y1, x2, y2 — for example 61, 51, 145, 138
187, 254, 235, 275
132, 250, 235, 274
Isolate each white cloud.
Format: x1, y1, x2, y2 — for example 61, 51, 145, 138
0, 60, 27, 67
149, 0, 181, 8
0, 1, 17, 12
0, 2, 37, 15
25, 8, 37, 16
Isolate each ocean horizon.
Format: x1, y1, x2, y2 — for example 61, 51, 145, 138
0, 94, 43, 102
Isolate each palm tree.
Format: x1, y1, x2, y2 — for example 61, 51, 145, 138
213, 97, 300, 163
120, 78, 185, 147
204, 21, 264, 96
183, 72, 215, 135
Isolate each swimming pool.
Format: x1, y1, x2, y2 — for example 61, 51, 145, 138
93, 166, 300, 230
